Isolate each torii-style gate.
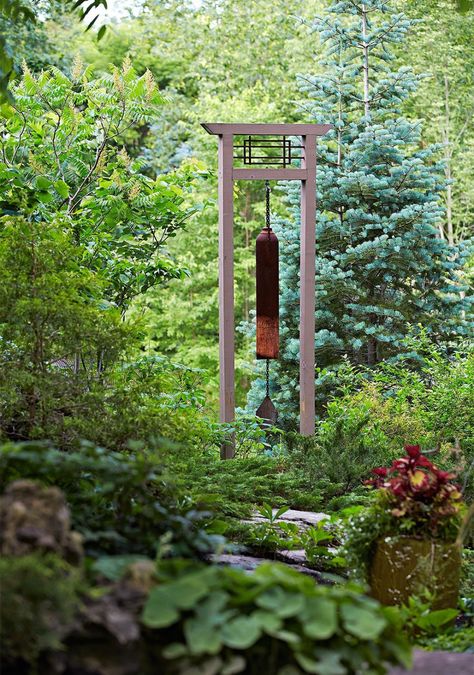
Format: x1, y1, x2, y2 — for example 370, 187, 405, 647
202, 123, 332, 458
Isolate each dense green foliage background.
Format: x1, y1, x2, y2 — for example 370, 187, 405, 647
14, 0, 470, 414
0, 1, 473, 672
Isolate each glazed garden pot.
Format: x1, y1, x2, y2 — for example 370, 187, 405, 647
370, 536, 461, 609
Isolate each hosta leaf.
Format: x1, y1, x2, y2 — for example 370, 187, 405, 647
266, 628, 301, 644
314, 650, 347, 675
220, 616, 262, 649
141, 587, 179, 628
256, 587, 305, 618
341, 603, 387, 640
221, 656, 246, 675
294, 653, 319, 674
184, 616, 223, 655
301, 597, 337, 639
155, 571, 211, 610
251, 609, 282, 633
162, 642, 187, 659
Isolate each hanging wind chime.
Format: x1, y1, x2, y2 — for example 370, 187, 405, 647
256, 180, 279, 424
203, 122, 331, 457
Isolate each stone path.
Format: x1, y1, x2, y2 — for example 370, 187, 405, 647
244, 507, 328, 529
207, 552, 326, 581
389, 649, 474, 674
210, 508, 331, 579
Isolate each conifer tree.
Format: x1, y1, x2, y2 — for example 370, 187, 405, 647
247, 0, 473, 426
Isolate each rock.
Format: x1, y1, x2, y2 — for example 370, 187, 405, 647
277, 549, 307, 564
245, 508, 328, 530
272, 509, 328, 527
123, 560, 157, 594
0, 480, 83, 564
207, 552, 329, 582
389, 649, 474, 675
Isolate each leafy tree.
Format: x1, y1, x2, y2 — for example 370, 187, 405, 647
401, 0, 474, 244
246, 0, 473, 427
0, 61, 197, 313
0, 61, 206, 447
0, 0, 112, 101
0, 217, 128, 441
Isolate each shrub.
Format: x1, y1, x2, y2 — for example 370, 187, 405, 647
140, 559, 412, 674
282, 346, 474, 509
91, 355, 223, 452
0, 553, 81, 666
368, 444, 463, 538
0, 218, 130, 445
171, 453, 326, 518
0, 442, 224, 558
283, 383, 422, 508
0, 219, 220, 451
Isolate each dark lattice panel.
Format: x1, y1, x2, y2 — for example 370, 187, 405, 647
233, 136, 303, 167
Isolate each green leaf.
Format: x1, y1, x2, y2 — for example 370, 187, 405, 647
195, 590, 235, 627
141, 586, 179, 628
314, 650, 347, 675
266, 628, 301, 644
164, 572, 212, 610
220, 616, 262, 649
162, 642, 187, 659
35, 176, 52, 190
341, 603, 387, 640
184, 616, 223, 655
54, 179, 70, 198
37, 191, 53, 203
415, 608, 458, 630
274, 505, 290, 519
251, 609, 282, 633
256, 587, 305, 618
294, 653, 319, 674
221, 656, 246, 675
301, 597, 338, 639
142, 570, 215, 629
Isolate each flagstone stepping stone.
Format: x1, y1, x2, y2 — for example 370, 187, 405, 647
389, 649, 474, 674
277, 549, 307, 564
207, 552, 330, 582
244, 508, 328, 530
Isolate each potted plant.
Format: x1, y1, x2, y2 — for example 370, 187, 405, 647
347, 445, 464, 609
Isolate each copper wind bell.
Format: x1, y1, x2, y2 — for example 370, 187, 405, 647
256, 181, 279, 424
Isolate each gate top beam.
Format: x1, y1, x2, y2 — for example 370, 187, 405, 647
202, 123, 332, 136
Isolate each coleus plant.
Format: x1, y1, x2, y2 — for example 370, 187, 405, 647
369, 445, 463, 539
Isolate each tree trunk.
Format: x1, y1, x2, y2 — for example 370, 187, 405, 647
444, 75, 454, 245
361, 4, 370, 119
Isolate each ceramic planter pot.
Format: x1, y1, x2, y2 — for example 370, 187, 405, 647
370, 536, 461, 609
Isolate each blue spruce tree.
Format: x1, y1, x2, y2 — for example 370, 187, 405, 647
247, 0, 472, 427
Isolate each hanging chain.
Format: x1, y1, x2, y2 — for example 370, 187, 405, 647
265, 358, 270, 398
265, 180, 271, 238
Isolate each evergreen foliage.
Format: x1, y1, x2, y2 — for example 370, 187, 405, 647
247, 0, 473, 426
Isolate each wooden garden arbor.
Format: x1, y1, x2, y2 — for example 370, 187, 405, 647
202, 123, 332, 458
